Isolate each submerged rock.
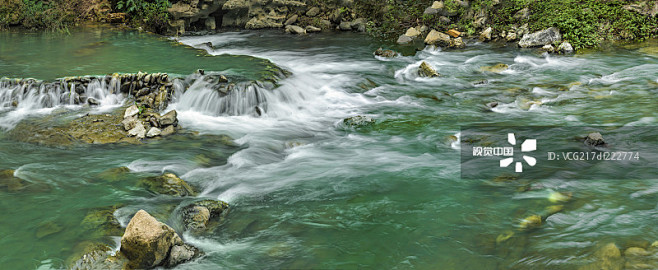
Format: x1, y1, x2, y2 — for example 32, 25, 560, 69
81, 205, 125, 237
121, 210, 200, 269
519, 215, 542, 230
584, 132, 606, 147
418, 61, 440, 77
518, 27, 561, 48
343, 115, 375, 127
36, 221, 63, 239
97, 166, 131, 182
181, 199, 230, 232
138, 173, 196, 197
0, 169, 26, 192
480, 63, 509, 73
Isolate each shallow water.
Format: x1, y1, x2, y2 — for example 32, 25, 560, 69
0, 28, 657, 269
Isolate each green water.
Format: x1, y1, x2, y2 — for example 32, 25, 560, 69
1, 28, 657, 269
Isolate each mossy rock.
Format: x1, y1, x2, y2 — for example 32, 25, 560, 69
418, 61, 440, 77
97, 167, 131, 182
0, 169, 26, 192
36, 221, 63, 239
81, 205, 125, 237
181, 199, 230, 232
138, 173, 196, 197
480, 63, 509, 73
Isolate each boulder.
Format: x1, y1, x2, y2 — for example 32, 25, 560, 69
284, 14, 297, 26
137, 173, 196, 197
285, 25, 306, 35
558, 41, 574, 54
306, 7, 320, 17
513, 7, 530, 20
397, 34, 414, 45
343, 115, 375, 127
518, 27, 561, 48
374, 48, 397, 58
424, 29, 451, 46
479, 27, 492, 42
319, 19, 332, 30
120, 210, 199, 269
305, 25, 321, 33
480, 63, 509, 73
350, 18, 367, 32
181, 199, 230, 231
0, 169, 26, 192
505, 31, 517, 42
339, 21, 352, 31
450, 37, 466, 49
159, 110, 177, 126
146, 127, 162, 138
80, 205, 124, 237
405, 27, 421, 38
128, 122, 146, 139
584, 132, 606, 147
122, 116, 138, 131
431, 1, 444, 9
124, 105, 139, 118
161, 125, 176, 136
540, 44, 555, 53
447, 29, 461, 37
418, 61, 440, 77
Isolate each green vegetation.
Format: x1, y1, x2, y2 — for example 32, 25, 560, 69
112, 0, 171, 33
351, 0, 658, 50
0, 0, 82, 30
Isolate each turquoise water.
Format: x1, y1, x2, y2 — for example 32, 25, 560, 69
1, 28, 657, 269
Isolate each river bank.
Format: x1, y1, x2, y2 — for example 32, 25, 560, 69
2, 0, 657, 51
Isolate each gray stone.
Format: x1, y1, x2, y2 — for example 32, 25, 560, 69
161, 125, 176, 136
479, 27, 492, 42
585, 132, 606, 147
166, 244, 199, 267
285, 25, 306, 34
343, 115, 375, 127
540, 44, 555, 53
424, 29, 451, 46
418, 61, 440, 77
558, 41, 574, 54
159, 110, 177, 126
518, 27, 561, 48
339, 21, 352, 31
284, 14, 298, 26
128, 122, 146, 139
396, 34, 414, 45
306, 7, 320, 17
319, 19, 332, 29
146, 127, 162, 138
120, 210, 181, 268
350, 18, 367, 32
124, 105, 139, 118
87, 97, 100, 106
450, 37, 466, 48
305, 25, 321, 33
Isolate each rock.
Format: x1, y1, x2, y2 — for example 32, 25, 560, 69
0, 169, 26, 192
284, 14, 297, 26
87, 97, 100, 106
581, 243, 624, 270
558, 41, 574, 54
431, 1, 444, 9
439, 16, 451, 24
424, 7, 439, 15
319, 19, 332, 30
447, 29, 461, 37
623, 1, 658, 17
166, 244, 199, 267
397, 34, 414, 45
548, 191, 572, 203
486, 102, 498, 108
128, 122, 146, 139
306, 7, 320, 17
121, 116, 138, 131
540, 44, 555, 53
146, 127, 162, 138
339, 21, 352, 31
405, 27, 421, 38
479, 27, 492, 42
518, 27, 561, 48
161, 125, 176, 136
519, 215, 541, 230
350, 18, 367, 32
181, 199, 229, 231
374, 48, 397, 58
343, 115, 375, 127
36, 221, 63, 239
285, 25, 306, 35
418, 61, 440, 77
450, 37, 466, 49
424, 29, 451, 46
585, 132, 606, 147
159, 110, 177, 126
98, 166, 131, 182
81, 205, 124, 237
625, 247, 650, 256
138, 173, 196, 197
124, 105, 139, 118
480, 63, 509, 73
513, 7, 530, 20
205, 17, 216, 31
505, 31, 517, 42
120, 210, 198, 269
305, 25, 321, 33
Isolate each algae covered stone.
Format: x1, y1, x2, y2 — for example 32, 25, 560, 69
138, 173, 196, 197
418, 61, 440, 77
181, 199, 230, 231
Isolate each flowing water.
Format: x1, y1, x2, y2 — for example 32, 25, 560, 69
0, 26, 657, 269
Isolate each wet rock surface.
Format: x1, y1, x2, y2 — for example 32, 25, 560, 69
180, 199, 230, 232
138, 173, 197, 197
